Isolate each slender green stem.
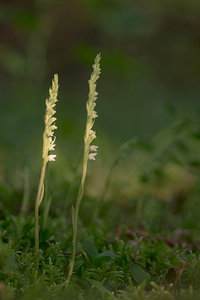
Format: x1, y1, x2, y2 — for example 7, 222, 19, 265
42, 163, 50, 229
66, 151, 88, 283
66, 112, 92, 283
35, 160, 46, 270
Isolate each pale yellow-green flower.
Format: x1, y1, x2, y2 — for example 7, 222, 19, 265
42, 75, 58, 163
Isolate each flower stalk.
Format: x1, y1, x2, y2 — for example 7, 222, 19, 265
35, 74, 59, 270
66, 54, 101, 284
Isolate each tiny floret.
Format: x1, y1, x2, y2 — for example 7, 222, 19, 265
89, 130, 96, 139
89, 152, 97, 160
90, 145, 98, 152
49, 143, 56, 151
48, 154, 56, 162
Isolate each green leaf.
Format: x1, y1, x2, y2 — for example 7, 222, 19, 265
87, 279, 109, 298
82, 238, 99, 258
98, 250, 115, 259
74, 259, 85, 271
129, 261, 150, 285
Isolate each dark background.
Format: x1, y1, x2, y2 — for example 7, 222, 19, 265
0, 0, 200, 184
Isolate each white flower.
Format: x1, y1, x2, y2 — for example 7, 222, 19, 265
92, 111, 98, 119
48, 154, 56, 162
47, 131, 54, 137
88, 152, 97, 161
89, 130, 96, 139
48, 137, 56, 151
49, 144, 55, 151
90, 145, 98, 152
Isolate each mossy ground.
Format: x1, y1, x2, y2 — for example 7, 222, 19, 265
0, 125, 200, 300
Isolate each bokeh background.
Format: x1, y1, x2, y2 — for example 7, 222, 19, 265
0, 0, 200, 204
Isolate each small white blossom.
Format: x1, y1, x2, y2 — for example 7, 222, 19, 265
89, 130, 96, 139
49, 143, 56, 151
90, 145, 98, 152
48, 125, 57, 132
48, 154, 56, 162
89, 152, 97, 160
92, 111, 98, 119
48, 137, 56, 151
47, 131, 54, 137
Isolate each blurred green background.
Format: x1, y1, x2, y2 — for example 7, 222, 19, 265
0, 0, 200, 190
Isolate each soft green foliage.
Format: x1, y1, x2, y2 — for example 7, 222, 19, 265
67, 53, 101, 284
129, 261, 150, 285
